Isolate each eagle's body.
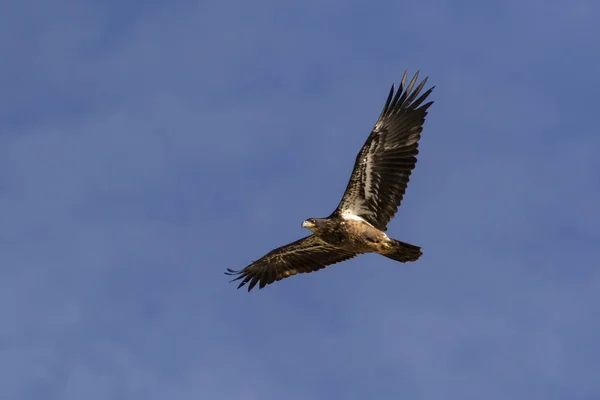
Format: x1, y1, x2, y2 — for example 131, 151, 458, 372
303, 216, 391, 254
226, 71, 434, 291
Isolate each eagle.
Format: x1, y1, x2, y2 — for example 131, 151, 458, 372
226, 71, 434, 292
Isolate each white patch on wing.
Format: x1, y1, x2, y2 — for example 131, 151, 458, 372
339, 190, 376, 221
337, 131, 385, 222
340, 211, 375, 227
340, 212, 366, 222
363, 135, 384, 201
363, 152, 374, 199
341, 199, 371, 219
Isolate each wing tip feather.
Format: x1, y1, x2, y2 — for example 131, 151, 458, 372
380, 70, 434, 118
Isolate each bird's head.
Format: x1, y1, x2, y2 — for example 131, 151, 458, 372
301, 218, 325, 233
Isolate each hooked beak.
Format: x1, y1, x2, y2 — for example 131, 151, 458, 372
302, 220, 314, 229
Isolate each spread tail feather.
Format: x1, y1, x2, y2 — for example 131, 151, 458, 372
382, 239, 422, 262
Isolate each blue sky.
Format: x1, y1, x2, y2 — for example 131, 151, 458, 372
2, 0, 599, 398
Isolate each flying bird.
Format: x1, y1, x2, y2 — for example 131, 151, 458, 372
226, 71, 434, 291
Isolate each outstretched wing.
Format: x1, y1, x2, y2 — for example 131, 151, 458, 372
330, 71, 434, 231
225, 235, 358, 292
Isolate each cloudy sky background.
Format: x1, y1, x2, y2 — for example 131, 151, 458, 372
2, 0, 599, 398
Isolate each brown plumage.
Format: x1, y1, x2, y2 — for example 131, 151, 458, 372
226, 71, 434, 292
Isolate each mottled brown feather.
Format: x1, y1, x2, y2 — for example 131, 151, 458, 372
225, 235, 358, 292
